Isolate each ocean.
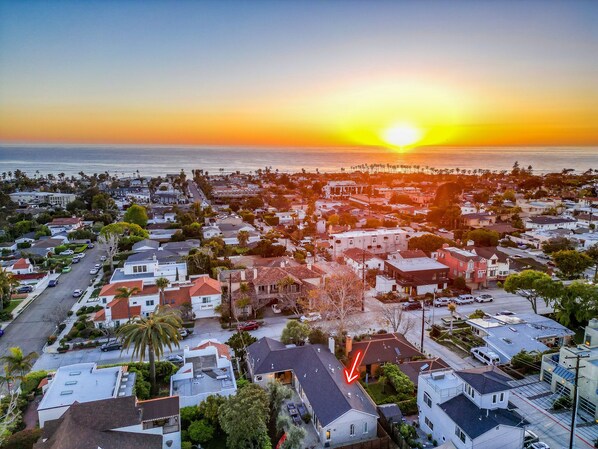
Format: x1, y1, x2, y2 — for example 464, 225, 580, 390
0, 144, 596, 177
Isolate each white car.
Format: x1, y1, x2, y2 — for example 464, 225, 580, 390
62, 250, 74, 256
77, 252, 86, 258
72, 289, 83, 298
271, 304, 282, 314
100, 256, 107, 261
433, 297, 451, 307
300, 312, 321, 322
529, 443, 550, 449
474, 294, 493, 303
89, 268, 99, 275
454, 294, 474, 305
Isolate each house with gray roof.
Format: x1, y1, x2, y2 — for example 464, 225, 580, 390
246, 337, 378, 448
110, 249, 187, 285
466, 313, 574, 364
418, 366, 528, 449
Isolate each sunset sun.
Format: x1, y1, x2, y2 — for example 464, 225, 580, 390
383, 124, 422, 148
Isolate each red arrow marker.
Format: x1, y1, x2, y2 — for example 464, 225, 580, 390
344, 350, 363, 384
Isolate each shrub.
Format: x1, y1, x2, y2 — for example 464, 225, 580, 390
180, 406, 201, 429
67, 310, 73, 316
0, 311, 13, 321
302, 412, 312, 424
552, 395, 572, 410
2, 428, 42, 449
381, 364, 414, 398
58, 323, 66, 332
181, 442, 192, 449
429, 325, 442, 339
188, 419, 215, 444
20, 370, 48, 395
47, 335, 57, 345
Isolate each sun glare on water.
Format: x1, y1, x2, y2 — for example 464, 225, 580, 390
383, 124, 422, 148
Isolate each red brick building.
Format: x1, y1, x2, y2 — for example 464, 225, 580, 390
435, 245, 488, 290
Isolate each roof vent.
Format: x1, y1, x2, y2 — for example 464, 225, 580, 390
420, 364, 430, 371
69, 371, 81, 376
64, 381, 77, 386
60, 390, 73, 395
348, 392, 351, 397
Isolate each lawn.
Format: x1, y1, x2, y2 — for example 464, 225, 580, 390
361, 381, 397, 405
4, 299, 24, 314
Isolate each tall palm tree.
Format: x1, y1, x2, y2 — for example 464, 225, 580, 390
0, 347, 38, 392
117, 306, 182, 396
155, 277, 169, 307
0, 267, 18, 311
115, 286, 141, 322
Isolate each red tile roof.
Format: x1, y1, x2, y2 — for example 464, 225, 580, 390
106, 297, 142, 320
343, 248, 379, 263
12, 258, 30, 269
99, 281, 144, 298
189, 276, 221, 296
49, 217, 81, 226
193, 340, 231, 360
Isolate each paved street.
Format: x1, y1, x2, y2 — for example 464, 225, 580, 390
0, 247, 102, 368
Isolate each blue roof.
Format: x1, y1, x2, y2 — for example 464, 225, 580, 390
553, 365, 575, 383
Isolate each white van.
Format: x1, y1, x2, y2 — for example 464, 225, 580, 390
471, 347, 500, 365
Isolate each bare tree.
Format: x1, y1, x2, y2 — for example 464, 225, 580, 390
374, 303, 417, 334
276, 275, 304, 316
308, 268, 363, 336
98, 232, 120, 272
0, 388, 21, 446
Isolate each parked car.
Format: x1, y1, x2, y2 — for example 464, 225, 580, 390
62, 266, 72, 273
71, 257, 80, 264
166, 354, 184, 365
401, 301, 422, 311
299, 312, 321, 322
77, 252, 86, 258
529, 443, 550, 449
72, 289, 83, 298
237, 321, 260, 331
474, 294, 493, 303
271, 304, 282, 314
178, 328, 190, 339
48, 279, 59, 287
0, 328, 4, 337
16, 285, 34, 294
523, 430, 540, 448
94, 263, 101, 269
88, 243, 94, 248
471, 347, 500, 365
454, 294, 474, 305
100, 256, 107, 261
433, 297, 451, 307
61, 249, 74, 256
89, 268, 99, 275
100, 341, 122, 352
497, 310, 515, 316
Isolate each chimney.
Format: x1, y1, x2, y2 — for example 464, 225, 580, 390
307, 263, 312, 270
328, 337, 335, 354
240, 271, 246, 281
345, 336, 353, 357
253, 268, 258, 279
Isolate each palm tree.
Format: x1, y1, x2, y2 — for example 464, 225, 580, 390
115, 286, 141, 322
117, 306, 182, 396
0, 267, 18, 311
155, 277, 169, 306
0, 347, 38, 392
447, 302, 457, 335
237, 230, 250, 248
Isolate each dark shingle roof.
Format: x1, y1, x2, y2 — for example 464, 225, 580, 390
349, 333, 422, 366
139, 396, 180, 421
34, 396, 163, 449
455, 366, 513, 394
126, 249, 180, 263
247, 338, 377, 426
440, 394, 527, 439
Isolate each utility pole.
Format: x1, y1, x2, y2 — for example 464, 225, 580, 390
420, 299, 425, 352
565, 353, 589, 449
361, 239, 366, 312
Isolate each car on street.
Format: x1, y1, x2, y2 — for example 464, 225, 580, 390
16, 285, 34, 294
498, 310, 515, 316
77, 252, 86, 258
72, 257, 80, 264
299, 312, 321, 322
178, 328, 191, 339
72, 289, 83, 298
88, 243, 94, 248
271, 304, 282, 314
474, 294, 493, 303
166, 354, 184, 365
471, 347, 500, 365
0, 328, 4, 337
100, 341, 122, 352
454, 294, 474, 305
89, 268, 99, 275
401, 301, 422, 311
529, 443, 550, 449
61, 249, 74, 256
48, 279, 59, 287
100, 256, 107, 261
433, 297, 451, 307
237, 321, 260, 331
62, 266, 72, 273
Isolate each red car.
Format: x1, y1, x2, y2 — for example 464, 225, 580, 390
237, 321, 260, 331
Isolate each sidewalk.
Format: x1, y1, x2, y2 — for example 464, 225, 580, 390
44, 274, 103, 354
0, 272, 60, 328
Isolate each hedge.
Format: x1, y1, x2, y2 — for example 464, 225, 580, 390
381, 364, 415, 398
397, 398, 418, 416
2, 428, 42, 449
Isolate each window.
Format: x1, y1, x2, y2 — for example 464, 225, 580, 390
363, 422, 368, 434
133, 265, 148, 273
349, 424, 355, 436
146, 300, 155, 306
326, 430, 331, 440
455, 426, 466, 443
424, 416, 434, 430
499, 392, 504, 402
258, 285, 267, 293
202, 297, 211, 304
492, 394, 497, 404
465, 384, 475, 399
423, 392, 432, 407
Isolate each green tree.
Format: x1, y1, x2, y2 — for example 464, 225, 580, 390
0, 267, 18, 310
542, 237, 576, 255
123, 204, 149, 228
180, 406, 201, 428
281, 320, 310, 346
503, 270, 554, 313
308, 327, 329, 345
188, 419, 215, 444
198, 394, 226, 427
586, 243, 598, 280
186, 251, 212, 276
219, 383, 270, 449
551, 281, 598, 326
464, 229, 499, 247
155, 277, 169, 307
0, 347, 38, 380
117, 306, 182, 396
327, 214, 340, 226
226, 331, 257, 360
407, 234, 453, 255
552, 250, 593, 279
238, 230, 250, 247
503, 189, 517, 202
267, 380, 293, 423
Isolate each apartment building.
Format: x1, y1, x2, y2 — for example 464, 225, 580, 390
329, 228, 410, 258
435, 245, 488, 290
376, 250, 449, 295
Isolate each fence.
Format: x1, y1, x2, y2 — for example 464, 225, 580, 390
335, 423, 395, 449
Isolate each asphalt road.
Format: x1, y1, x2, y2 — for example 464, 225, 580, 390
0, 246, 102, 368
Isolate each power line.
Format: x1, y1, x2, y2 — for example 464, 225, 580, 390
564, 353, 589, 449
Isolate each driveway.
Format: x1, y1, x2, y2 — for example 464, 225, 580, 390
0, 246, 101, 371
